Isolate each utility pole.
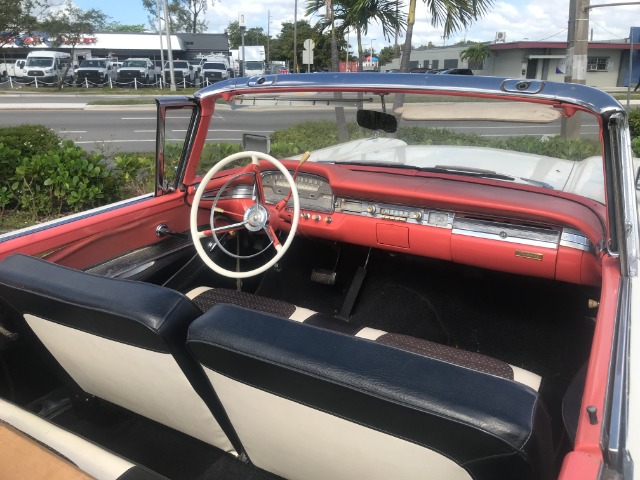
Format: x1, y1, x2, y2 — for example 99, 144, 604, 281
156, 0, 165, 88
293, 0, 298, 73
562, 0, 589, 138
267, 10, 270, 66
239, 13, 246, 77
162, 0, 176, 91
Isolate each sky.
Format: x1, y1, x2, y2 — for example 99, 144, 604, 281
74, 0, 640, 53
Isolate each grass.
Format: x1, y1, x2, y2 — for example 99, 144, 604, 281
0, 210, 40, 233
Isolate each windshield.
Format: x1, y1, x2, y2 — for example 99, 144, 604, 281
204, 63, 226, 70
79, 60, 106, 68
245, 61, 264, 70
194, 84, 606, 204
25, 57, 54, 67
167, 61, 189, 69
122, 60, 147, 68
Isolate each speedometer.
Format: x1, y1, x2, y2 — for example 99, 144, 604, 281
262, 172, 334, 212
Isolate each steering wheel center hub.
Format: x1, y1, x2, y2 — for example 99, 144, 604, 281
244, 204, 269, 232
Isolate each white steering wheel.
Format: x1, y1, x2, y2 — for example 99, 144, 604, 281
190, 151, 300, 278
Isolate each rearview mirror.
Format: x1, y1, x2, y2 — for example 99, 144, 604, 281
243, 133, 270, 154
357, 110, 397, 133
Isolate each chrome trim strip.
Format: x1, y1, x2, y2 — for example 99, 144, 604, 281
604, 277, 631, 472
335, 198, 454, 228
451, 228, 558, 249
0, 193, 154, 243
560, 228, 594, 253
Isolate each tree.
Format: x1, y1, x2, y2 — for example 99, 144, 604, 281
103, 22, 146, 33
377, 45, 395, 66
226, 21, 270, 49
141, 0, 207, 33
344, 0, 406, 71
174, 0, 208, 33
269, 20, 316, 69
0, 0, 46, 48
393, 0, 493, 110
307, 0, 404, 72
39, 2, 108, 88
459, 42, 490, 70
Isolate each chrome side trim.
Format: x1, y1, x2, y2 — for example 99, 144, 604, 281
203, 185, 255, 201
0, 193, 154, 243
603, 277, 631, 473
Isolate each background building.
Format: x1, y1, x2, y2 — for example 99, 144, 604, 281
382, 39, 639, 88
1, 32, 229, 66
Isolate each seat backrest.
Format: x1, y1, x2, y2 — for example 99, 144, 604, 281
0, 254, 239, 455
187, 303, 554, 480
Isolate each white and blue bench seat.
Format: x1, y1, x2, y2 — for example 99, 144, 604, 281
187, 303, 554, 480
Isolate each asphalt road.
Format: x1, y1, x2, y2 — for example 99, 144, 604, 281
0, 93, 601, 153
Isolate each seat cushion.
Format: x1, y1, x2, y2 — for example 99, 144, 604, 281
187, 287, 541, 391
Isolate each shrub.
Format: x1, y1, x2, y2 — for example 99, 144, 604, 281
197, 143, 244, 174
0, 143, 21, 209
629, 107, 640, 139
113, 154, 154, 195
12, 141, 116, 219
632, 137, 640, 157
271, 120, 362, 155
0, 125, 60, 158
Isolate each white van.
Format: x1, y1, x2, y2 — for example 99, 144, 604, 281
23, 51, 72, 85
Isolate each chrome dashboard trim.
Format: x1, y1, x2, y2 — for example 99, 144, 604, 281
335, 198, 454, 228
560, 228, 595, 253
452, 218, 560, 250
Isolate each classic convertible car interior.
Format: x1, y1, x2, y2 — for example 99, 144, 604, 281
0, 74, 634, 480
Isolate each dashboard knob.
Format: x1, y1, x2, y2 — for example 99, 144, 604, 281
367, 205, 376, 214
324, 217, 332, 224
301, 212, 310, 220
312, 214, 321, 222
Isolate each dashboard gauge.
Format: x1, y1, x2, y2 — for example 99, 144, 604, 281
262, 171, 334, 212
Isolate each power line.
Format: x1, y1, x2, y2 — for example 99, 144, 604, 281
531, 28, 568, 42
589, 19, 622, 38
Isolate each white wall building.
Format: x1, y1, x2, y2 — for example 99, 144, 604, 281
382, 40, 637, 88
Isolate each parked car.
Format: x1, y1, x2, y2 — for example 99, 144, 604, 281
0, 73, 635, 480
164, 60, 196, 85
74, 57, 118, 86
117, 57, 157, 86
437, 68, 474, 75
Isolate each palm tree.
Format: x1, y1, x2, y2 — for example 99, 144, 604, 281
459, 42, 490, 71
344, 0, 406, 71
306, 0, 405, 72
392, 0, 494, 110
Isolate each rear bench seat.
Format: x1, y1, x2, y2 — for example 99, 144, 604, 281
187, 303, 554, 480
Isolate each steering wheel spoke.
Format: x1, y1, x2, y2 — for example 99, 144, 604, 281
190, 151, 300, 279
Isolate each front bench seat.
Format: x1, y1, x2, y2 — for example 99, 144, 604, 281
0, 254, 242, 456
187, 304, 554, 480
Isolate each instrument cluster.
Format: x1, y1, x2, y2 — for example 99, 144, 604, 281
261, 171, 334, 212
